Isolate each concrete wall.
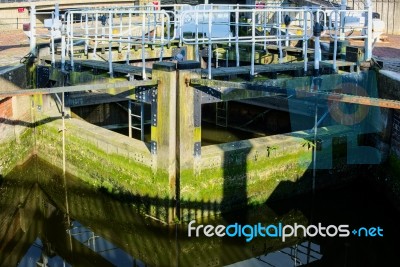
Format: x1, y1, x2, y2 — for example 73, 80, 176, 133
377, 70, 400, 209
33, 97, 356, 223
0, 7, 29, 30
0, 65, 34, 177
379, 70, 400, 158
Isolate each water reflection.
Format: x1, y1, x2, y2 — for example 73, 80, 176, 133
228, 241, 322, 267
18, 238, 71, 267
1, 156, 399, 266
69, 221, 144, 267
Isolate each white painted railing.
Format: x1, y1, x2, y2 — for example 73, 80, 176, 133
28, 3, 374, 79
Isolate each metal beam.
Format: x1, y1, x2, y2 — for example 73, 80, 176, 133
191, 77, 400, 110
0, 80, 157, 98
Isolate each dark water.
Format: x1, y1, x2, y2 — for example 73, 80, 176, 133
111, 122, 264, 146
0, 157, 399, 267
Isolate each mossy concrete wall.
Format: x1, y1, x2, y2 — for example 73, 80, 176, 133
0, 64, 34, 177
179, 125, 355, 221
2, 64, 384, 224
32, 95, 177, 219
30, 92, 358, 223
378, 70, 400, 205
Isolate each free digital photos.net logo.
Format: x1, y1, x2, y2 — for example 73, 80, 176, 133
188, 221, 384, 242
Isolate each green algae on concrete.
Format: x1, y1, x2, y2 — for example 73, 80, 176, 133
0, 128, 35, 177
179, 125, 354, 221
33, 111, 176, 221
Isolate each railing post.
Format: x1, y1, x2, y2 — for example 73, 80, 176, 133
314, 19, 323, 76
340, 0, 347, 40
30, 5, 36, 57
364, 0, 373, 61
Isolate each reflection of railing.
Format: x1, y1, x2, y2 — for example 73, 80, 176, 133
69, 221, 146, 266
229, 241, 323, 266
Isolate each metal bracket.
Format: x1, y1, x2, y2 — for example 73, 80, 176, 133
150, 88, 158, 127
194, 89, 202, 127
150, 141, 157, 155
136, 86, 156, 103
194, 142, 201, 157
192, 86, 222, 104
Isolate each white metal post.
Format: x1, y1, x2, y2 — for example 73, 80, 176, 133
108, 11, 114, 78
61, 35, 66, 71
364, 0, 373, 61
84, 12, 89, 56
195, 12, 199, 62
93, 13, 98, 59
251, 11, 255, 77
314, 12, 321, 75
208, 9, 212, 80
127, 12, 131, 64
303, 10, 308, 73
235, 4, 240, 67
142, 12, 147, 80
51, 11, 55, 66
340, 0, 347, 40
30, 5, 37, 57
278, 10, 283, 63
70, 12, 74, 70
332, 10, 339, 72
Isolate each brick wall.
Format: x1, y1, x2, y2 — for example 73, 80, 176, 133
0, 97, 13, 135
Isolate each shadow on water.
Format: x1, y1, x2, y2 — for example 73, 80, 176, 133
221, 143, 251, 224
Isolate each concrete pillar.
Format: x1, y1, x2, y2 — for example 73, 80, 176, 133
151, 62, 177, 196
177, 61, 202, 172
176, 61, 201, 219
151, 60, 200, 221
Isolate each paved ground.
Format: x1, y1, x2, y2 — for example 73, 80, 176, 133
1, 29, 400, 71
351, 34, 400, 72
0, 30, 31, 66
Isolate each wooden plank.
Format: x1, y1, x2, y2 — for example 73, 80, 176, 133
191, 77, 400, 110
0, 80, 157, 97
320, 60, 356, 68
65, 92, 129, 107
76, 60, 152, 76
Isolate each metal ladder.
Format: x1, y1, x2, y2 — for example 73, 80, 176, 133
215, 101, 228, 128
128, 100, 145, 141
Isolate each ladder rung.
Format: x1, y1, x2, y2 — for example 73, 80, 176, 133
131, 126, 142, 131
131, 114, 142, 118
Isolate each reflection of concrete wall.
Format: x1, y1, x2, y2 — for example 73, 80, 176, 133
1, 156, 308, 266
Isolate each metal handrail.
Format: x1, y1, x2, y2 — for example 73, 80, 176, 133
179, 6, 314, 78
65, 8, 174, 79
27, 3, 374, 80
